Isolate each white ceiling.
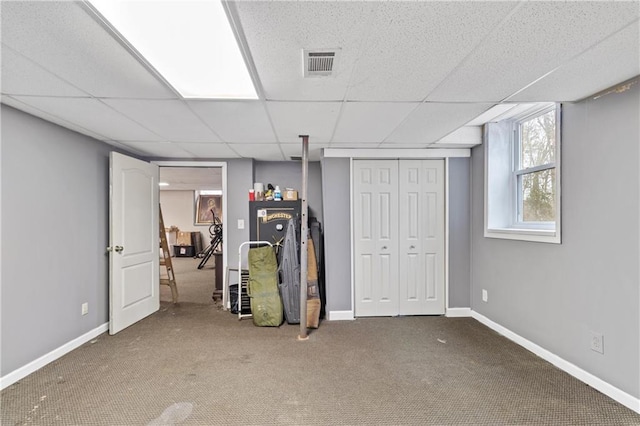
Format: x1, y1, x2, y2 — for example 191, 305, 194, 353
1, 1, 639, 161
159, 166, 222, 191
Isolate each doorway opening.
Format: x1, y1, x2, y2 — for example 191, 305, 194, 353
156, 163, 227, 308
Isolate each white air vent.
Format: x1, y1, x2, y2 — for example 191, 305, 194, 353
303, 49, 340, 77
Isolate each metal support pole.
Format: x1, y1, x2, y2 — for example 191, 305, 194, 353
298, 135, 309, 341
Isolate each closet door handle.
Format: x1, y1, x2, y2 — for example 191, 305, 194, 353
381, 246, 388, 250
410, 245, 415, 250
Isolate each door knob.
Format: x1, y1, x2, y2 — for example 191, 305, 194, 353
107, 245, 124, 253
410, 245, 415, 249
381, 246, 388, 250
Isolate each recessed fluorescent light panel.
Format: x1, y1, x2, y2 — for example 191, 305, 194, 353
88, 0, 258, 99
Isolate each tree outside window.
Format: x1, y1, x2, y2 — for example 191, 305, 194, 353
516, 108, 557, 223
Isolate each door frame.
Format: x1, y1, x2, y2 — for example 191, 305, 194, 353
321, 148, 471, 318
153, 161, 228, 306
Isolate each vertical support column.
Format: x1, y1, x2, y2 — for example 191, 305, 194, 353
298, 135, 309, 340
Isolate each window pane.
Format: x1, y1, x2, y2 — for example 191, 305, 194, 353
521, 168, 555, 222
520, 110, 555, 169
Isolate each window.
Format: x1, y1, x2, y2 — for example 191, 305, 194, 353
485, 103, 561, 243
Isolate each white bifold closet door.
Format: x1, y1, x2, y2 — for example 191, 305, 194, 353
354, 159, 444, 317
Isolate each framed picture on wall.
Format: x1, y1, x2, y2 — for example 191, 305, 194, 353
195, 193, 222, 225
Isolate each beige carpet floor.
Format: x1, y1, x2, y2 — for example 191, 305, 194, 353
2, 261, 640, 425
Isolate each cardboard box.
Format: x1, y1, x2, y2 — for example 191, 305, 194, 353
283, 189, 298, 201
177, 231, 192, 246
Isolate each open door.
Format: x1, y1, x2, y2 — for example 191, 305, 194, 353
109, 152, 159, 334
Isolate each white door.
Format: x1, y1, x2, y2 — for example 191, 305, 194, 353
109, 152, 159, 334
354, 159, 445, 317
353, 160, 399, 316
399, 160, 445, 315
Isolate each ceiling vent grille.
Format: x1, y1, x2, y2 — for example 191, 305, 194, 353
303, 49, 339, 77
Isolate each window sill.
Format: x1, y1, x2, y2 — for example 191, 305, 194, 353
485, 227, 560, 244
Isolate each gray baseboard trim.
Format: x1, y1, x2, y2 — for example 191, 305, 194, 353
0, 322, 109, 390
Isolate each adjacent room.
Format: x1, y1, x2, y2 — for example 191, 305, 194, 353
1, 1, 639, 424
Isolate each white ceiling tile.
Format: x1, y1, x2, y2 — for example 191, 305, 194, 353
427, 2, 640, 102
102, 99, 220, 143
2, 95, 106, 141
346, 2, 518, 102
386, 103, 493, 144
187, 100, 277, 143
230, 143, 285, 161
10, 96, 164, 141
280, 143, 325, 162
235, 1, 376, 101
509, 21, 640, 102
173, 143, 240, 159
332, 102, 418, 143
267, 101, 342, 143
1, 45, 88, 97
121, 142, 194, 158
159, 166, 223, 191
1, 2, 176, 99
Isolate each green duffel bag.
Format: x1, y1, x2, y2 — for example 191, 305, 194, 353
247, 245, 283, 327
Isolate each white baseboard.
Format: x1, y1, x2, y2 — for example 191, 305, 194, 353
445, 307, 472, 317
471, 311, 640, 414
328, 310, 354, 321
0, 322, 109, 390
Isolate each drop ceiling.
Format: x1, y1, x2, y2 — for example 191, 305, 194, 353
1, 1, 639, 161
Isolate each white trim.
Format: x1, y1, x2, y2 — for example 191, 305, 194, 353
323, 148, 470, 159
445, 308, 472, 317
328, 310, 355, 321
471, 311, 640, 414
152, 161, 228, 308
444, 158, 450, 313
349, 158, 355, 317
485, 227, 560, 244
1, 323, 109, 390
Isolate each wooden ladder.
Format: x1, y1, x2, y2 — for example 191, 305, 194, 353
159, 206, 178, 304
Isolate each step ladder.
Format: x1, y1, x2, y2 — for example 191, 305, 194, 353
159, 206, 178, 304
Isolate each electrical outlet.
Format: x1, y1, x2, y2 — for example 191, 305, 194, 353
482, 289, 488, 302
590, 332, 604, 354
81, 302, 89, 316
237, 219, 245, 230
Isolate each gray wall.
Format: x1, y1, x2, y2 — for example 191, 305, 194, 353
1, 105, 112, 376
225, 158, 253, 268
321, 156, 473, 314
448, 158, 471, 308
320, 157, 352, 312
470, 82, 640, 397
254, 161, 323, 223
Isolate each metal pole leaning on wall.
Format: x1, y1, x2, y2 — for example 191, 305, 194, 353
298, 135, 309, 341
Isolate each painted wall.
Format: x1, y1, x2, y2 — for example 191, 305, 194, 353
1, 105, 112, 376
470, 82, 640, 397
253, 161, 323, 223
320, 157, 472, 314
448, 158, 471, 308
320, 157, 352, 313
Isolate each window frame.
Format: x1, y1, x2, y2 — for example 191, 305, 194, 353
484, 103, 561, 244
